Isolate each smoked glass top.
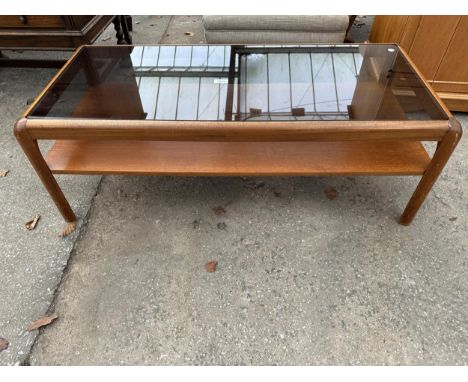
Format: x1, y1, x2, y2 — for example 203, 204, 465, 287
28, 44, 448, 121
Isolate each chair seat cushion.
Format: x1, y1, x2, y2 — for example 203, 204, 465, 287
203, 15, 349, 32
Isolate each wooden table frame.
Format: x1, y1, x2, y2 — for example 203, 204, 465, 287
14, 45, 462, 226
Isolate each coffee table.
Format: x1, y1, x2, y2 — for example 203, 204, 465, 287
15, 44, 462, 227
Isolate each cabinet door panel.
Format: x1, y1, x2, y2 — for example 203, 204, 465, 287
408, 16, 460, 80
434, 17, 468, 83
369, 16, 408, 44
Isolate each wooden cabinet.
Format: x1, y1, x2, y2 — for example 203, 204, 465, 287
370, 16, 468, 112
0, 16, 114, 50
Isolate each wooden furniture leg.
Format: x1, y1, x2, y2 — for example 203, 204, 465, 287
14, 118, 76, 223
125, 16, 133, 32
112, 16, 132, 45
121, 16, 132, 44
112, 16, 124, 45
345, 15, 357, 42
400, 118, 462, 225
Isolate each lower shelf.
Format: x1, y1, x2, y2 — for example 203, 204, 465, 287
45, 140, 430, 176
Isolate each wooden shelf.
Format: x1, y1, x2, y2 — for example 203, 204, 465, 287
45, 140, 430, 176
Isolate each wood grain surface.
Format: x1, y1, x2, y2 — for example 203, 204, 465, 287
46, 140, 430, 176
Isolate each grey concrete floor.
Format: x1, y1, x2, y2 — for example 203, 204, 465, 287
1, 16, 467, 366
0, 15, 183, 366
0, 65, 100, 366
348, 15, 374, 43
30, 159, 468, 365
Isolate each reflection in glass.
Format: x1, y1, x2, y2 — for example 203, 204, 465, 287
29, 44, 448, 122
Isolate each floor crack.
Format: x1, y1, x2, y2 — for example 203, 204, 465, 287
20, 175, 105, 366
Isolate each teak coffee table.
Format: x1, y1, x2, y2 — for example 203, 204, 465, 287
15, 44, 462, 226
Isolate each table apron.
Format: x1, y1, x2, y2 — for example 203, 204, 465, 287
24, 121, 449, 142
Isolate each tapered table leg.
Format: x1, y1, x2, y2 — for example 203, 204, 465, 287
14, 119, 76, 223
400, 118, 462, 225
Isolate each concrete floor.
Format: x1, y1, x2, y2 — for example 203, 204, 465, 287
1, 16, 467, 366
0, 65, 100, 366
0, 15, 186, 366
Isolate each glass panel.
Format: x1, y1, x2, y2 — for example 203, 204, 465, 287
29, 44, 448, 121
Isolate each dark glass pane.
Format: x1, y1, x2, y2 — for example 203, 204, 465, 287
29, 44, 448, 121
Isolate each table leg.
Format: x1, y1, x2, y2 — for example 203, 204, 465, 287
112, 16, 132, 45
14, 119, 76, 223
112, 16, 125, 45
400, 118, 462, 225
121, 16, 132, 44
125, 16, 133, 32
